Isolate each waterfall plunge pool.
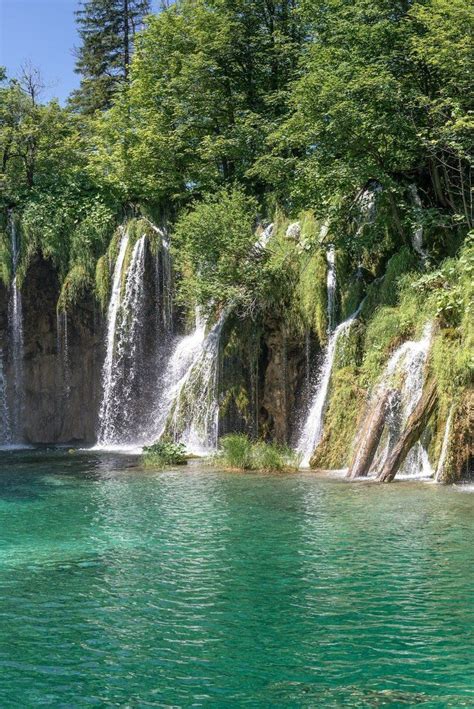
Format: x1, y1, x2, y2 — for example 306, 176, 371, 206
0, 448, 472, 706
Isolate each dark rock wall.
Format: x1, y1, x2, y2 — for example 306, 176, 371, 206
0, 256, 103, 444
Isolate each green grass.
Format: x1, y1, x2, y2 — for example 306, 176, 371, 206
218, 434, 300, 472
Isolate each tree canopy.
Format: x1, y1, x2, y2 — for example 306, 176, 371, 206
0, 0, 472, 304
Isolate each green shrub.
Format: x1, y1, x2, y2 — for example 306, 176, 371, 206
296, 247, 328, 343
57, 265, 91, 313
142, 441, 187, 468
95, 255, 111, 311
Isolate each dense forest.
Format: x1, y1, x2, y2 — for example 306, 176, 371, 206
0, 0, 472, 480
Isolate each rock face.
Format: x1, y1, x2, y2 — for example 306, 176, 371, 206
0, 256, 103, 444
260, 319, 305, 443
285, 222, 301, 241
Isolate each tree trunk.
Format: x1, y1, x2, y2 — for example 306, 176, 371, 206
377, 380, 438, 483
347, 388, 394, 479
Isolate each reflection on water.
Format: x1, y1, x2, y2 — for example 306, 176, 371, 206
0, 450, 472, 706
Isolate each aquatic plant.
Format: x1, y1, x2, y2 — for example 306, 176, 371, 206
142, 441, 187, 468
218, 434, 300, 472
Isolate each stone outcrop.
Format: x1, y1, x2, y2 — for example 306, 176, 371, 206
0, 256, 103, 444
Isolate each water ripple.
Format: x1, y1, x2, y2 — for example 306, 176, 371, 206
0, 451, 472, 706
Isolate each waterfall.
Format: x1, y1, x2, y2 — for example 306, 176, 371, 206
151, 311, 207, 434
57, 311, 71, 397
97, 230, 130, 445
98, 234, 148, 446
151, 225, 173, 334
326, 246, 337, 332
368, 323, 434, 478
148, 312, 225, 455
0, 349, 11, 443
256, 223, 274, 251
435, 408, 454, 482
170, 314, 225, 454
296, 306, 362, 467
7, 211, 24, 440
409, 185, 428, 262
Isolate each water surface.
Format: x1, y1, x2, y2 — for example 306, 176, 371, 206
0, 450, 472, 706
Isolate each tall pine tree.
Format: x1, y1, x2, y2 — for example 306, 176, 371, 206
71, 0, 151, 113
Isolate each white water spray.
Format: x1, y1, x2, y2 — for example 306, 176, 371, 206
99, 234, 148, 445
256, 223, 274, 251
326, 246, 337, 333
409, 185, 428, 262
371, 323, 434, 478
57, 310, 71, 397
97, 230, 130, 444
297, 306, 362, 467
435, 408, 454, 482
7, 211, 24, 440
148, 311, 225, 454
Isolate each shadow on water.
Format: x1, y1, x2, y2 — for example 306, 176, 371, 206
0, 447, 141, 502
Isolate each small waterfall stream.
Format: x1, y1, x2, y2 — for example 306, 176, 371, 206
97, 230, 130, 445
0, 349, 11, 444
409, 185, 428, 262
296, 245, 355, 467
435, 407, 454, 482
296, 307, 361, 467
168, 314, 226, 454
353, 323, 434, 479
57, 311, 71, 397
326, 246, 337, 333
383, 323, 433, 478
98, 234, 148, 446
7, 211, 24, 441
147, 311, 226, 454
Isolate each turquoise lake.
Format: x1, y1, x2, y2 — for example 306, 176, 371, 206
0, 449, 472, 707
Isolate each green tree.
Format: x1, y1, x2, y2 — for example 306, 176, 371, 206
258, 0, 472, 233
0, 68, 117, 288
172, 187, 258, 313
93, 0, 305, 209
71, 0, 151, 113
410, 0, 473, 227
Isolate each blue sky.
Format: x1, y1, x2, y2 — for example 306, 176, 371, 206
0, 0, 160, 104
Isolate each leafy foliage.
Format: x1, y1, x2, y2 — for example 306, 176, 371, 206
142, 441, 187, 468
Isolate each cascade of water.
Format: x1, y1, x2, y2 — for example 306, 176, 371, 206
7, 211, 24, 440
326, 246, 337, 333
0, 349, 11, 443
153, 311, 207, 430
148, 311, 225, 454
435, 408, 454, 482
57, 311, 71, 397
409, 185, 428, 262
256, 223, 274, 250
170, 314, 226, 454
369, 322, 434, 478
97, 230, 130, 445
98, 234, 148, 445
151, 225, 173, 334
296, 306, 362, 467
